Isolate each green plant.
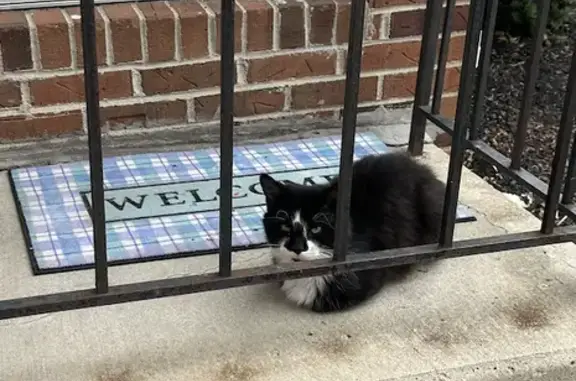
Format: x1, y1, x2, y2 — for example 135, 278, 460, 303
495, 0, 576, 38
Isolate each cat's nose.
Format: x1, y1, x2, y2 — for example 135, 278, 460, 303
292, 243, 308, 255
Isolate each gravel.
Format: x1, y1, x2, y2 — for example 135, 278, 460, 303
463, 26, 576, 224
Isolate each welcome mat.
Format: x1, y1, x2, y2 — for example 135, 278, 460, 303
10, 132, 476, 275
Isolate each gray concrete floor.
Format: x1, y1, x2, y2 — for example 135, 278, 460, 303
1, 125, 576, 381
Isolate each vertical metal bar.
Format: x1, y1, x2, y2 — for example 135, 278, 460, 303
431, 0, 457, 114
408, 0, 444, 156
561, 135, 576, 204
469, 0, 499, 140
333, 0, 366, 261
541, 47, 576, 233
509, 0, 551, 169
219, 0, 235, 277
439, 0, 485, 246
80, 0, 107, 293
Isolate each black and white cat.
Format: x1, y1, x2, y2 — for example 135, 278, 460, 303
259, 151, 445, 312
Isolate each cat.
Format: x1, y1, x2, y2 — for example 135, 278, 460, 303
259, 151, 445, 312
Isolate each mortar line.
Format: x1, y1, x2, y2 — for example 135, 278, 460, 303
235, 0, 248, 54
282, 85, 291, 111
196, 0, 217, 56
186, 98, 196, 122
25, 12, 41, 70
164, 1, 182, 61
20, 82, 32, 115
132, 3, 149, 62
380, 12, 390, 40
61, 9, 77, 69
264, 0, 280, 51
301, 0, 311, 48
97, 7, 114, 66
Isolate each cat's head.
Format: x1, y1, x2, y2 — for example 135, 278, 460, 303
259, 173, 337, 264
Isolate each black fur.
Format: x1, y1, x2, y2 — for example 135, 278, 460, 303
260, 151, 445, 312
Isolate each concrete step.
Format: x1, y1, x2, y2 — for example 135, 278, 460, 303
1, 123, 576, 381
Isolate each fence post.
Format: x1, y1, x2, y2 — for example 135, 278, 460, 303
408, 0, 444, 156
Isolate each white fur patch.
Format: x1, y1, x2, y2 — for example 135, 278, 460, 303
270, 212, 334, 308
281, 277, 328, 308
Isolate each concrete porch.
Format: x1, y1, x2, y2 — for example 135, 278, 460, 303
1, 119, 576, 381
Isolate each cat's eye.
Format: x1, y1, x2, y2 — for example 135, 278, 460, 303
311, 226, 322, 234
281, 225, 291, 232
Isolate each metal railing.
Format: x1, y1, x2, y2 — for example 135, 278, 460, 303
1, 0, 576, 320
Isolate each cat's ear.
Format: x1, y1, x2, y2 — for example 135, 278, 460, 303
259, 174, 284, 200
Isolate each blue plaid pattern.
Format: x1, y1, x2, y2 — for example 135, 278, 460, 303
11, 132, 393, 273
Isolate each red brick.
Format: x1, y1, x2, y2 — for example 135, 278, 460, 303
443, 66, 461, 93
440, 95, 458, 118
204, 0, 243, 53
103, 4, 142, 63
334, 0, 349, 44
33, 10, 71, 69
360, 36, 465, 71
382, 72, 417, 99
0, 81, 21, 108
362, 41, 419, 71
193, 96, 219, 121
307, 0, 335, 45
238, 0, 273, 51
277, 0, 305, 49
390, 5, 469, 38
234, 89, 284, 116
101, 101, 187, 129
448, 34, 465, 61
0, 11, 32, 71
371, 0, 426, 7
382, 66, 461, 100
0, 112, 82, 140
140, 61, 221, 95
138, 2, 175, 62
30, 71, 132, 106
291, 77, 378, 109
171, 1, 209, 59
195, 89, 284, 121
67, 8, 107, 67
247, 52, 335, 82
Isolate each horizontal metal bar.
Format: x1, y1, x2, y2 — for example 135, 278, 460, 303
420, 106, 576, 222
2, 226, 576, 320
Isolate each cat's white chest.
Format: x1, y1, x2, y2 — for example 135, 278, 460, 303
281, 277, 328, 308
269, 241, 333, 309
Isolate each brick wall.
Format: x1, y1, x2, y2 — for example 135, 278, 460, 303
0, 0, 468, 141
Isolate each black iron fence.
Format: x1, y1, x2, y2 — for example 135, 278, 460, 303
1, 0, 576, 320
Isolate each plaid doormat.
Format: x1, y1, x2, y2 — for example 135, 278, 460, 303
10, 132, 476, 275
